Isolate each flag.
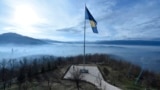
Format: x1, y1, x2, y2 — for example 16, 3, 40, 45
85, 6, 98, 33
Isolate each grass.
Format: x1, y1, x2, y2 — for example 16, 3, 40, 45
99, 65, 159, 90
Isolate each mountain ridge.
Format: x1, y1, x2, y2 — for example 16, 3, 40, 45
0, 32, 48, 45
94, 40, 160, 46
1, 32, 160, 46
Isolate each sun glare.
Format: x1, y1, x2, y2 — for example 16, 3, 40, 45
13, 5, 39, 26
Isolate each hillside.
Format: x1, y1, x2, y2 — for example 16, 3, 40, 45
1, 32, 160, 46
94, 40, 160, 46
0, 33, 48, 45
0, 54, 159, 90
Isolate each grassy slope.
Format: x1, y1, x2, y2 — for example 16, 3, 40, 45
1, 54, 160, 90
99, 65, 158, 90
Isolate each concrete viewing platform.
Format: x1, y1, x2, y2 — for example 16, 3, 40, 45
63, 65, 121, 90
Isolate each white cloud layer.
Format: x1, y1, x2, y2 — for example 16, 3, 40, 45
0, 0, 160, 41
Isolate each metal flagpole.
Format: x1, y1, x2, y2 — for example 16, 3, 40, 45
83, 5, 86, 69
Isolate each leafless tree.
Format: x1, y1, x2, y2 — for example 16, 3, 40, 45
0, 59, 7, 90
43, 70, 61, 90
70, 66, 84, 90
17, 58, 28, 90
8, 59, 16, 88
102, 84, 106, 90
96, 73, 103, 89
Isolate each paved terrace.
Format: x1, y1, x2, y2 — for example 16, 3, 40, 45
64, 65, 121, 90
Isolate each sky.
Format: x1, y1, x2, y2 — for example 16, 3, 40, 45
0, 0, 160, 41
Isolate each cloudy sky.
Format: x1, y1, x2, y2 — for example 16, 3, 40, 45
0, 0, 160, 41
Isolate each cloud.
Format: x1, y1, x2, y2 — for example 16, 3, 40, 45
95, 0, 160, 40
0, 0, 160, 41
57, 27, 82, 33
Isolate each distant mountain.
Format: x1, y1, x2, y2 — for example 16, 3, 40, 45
0, 33, 48, 45
1, 32, 160, 46
94, 40, 160, 46
42, 39, 160, 46
41, 39, 63, 43
149, 38, 160, 41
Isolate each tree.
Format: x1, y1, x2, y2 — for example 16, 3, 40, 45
8, 59, 16, 87
47, 61, 51, 71
27, 65, 33, 82
42, 69, 61, 90
70, 66, 84, 90
96, 73, 103, 89
17, 68, 25, 90
103, 68, 109, 76
32, 59, 38, 75
17, 58, 28, 90
0, 59, 8, 90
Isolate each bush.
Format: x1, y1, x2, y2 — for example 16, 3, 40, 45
103, 68, 109, 76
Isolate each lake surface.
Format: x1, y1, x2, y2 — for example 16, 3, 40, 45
0, 43, 160, 72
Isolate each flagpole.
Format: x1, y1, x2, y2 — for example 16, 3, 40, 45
83, 5, 86, 69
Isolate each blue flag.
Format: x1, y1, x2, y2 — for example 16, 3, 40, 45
85, 6, 98, 33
